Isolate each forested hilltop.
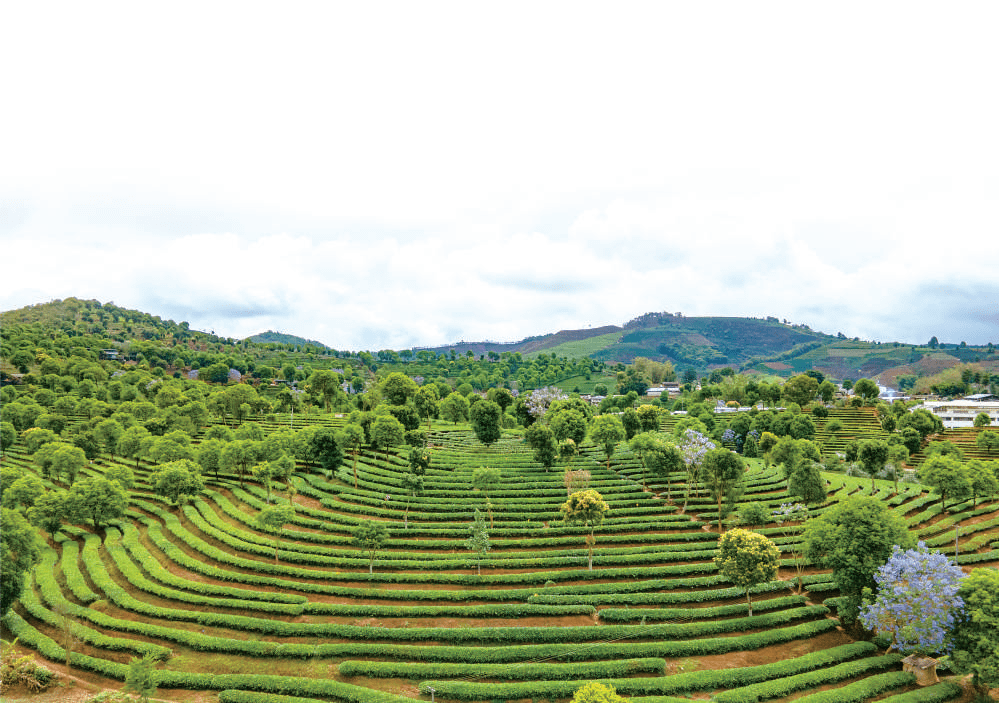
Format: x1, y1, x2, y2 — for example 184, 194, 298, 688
2, 296, 999, 702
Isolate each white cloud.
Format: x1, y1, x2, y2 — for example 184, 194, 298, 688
1, 2, 997, 349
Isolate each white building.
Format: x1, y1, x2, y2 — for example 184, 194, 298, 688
923, 399, 999, 428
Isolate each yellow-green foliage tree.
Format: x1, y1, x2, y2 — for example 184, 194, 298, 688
560, 489, 609, 571
714, 528, 780, 616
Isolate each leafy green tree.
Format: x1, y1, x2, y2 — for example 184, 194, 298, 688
339, 423, 365, 488
413, 384, 440, 430
0, 507, 42, 615
965, 460, 998, 507
149, 431, 195, 464
782, 375, 819, 406
22, 427, 58, 454
151, 460, 205, 506
472, 466, 501, 527
647, 439, 683, 503
221, 439, 259, 487
636, 404, 661, 433
702, 448, 746, 533
370, 414, 405, 458
307, 369, 343, 412
469, 400, 502, 447
714, 528, 780, 616
2, 473, 45, 511
50, 443, 87, 484
560, 489, 609, 571
195, 438, 225, 480
28, 489, 71, 538
464, 508, 491, 576
817, 380, 836, 403
628, 432, 660, 489
351, 519, 389, 574
400, 472, 424, 529
620, 407, 640, 440
117, 425, 152, 469
68, 476, 127, 529
976, 429, 999, 455
919, 454, 971, 510
789, 461, 826, 504
439, 392, 470, 425
973, 411, 991, 428
804, 495, 914, 623
590, 415, 625, 469
524, 422, 558, 471
950, 567, 999, 693
0, 421, 16, 456
898, 408, 943, 441
380, 372, 418, 406
255, 503, 296, 562
550, 408, 587, 447
308, 426, 343, 477
857, 438, 890, 490
853, 378, 880, 402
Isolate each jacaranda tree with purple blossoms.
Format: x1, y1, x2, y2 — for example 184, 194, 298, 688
679, 429, 716, 512
859, 542, 966, 654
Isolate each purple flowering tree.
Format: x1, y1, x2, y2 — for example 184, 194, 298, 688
525, 386, 568, 420
679, 429, 716, 512
859, 541, 966, 654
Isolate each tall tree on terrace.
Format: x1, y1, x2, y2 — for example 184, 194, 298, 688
351, 519, 389, 574
714, 528, 781, 617
370, 414, 405, 460
560, 489, 610, 571
256, 503, 296, 563
464, 508, 491, 576
472, 466, 501, 527
678, 429, 716, 512
702, 448, 746, 533
524, 422, 558, 471
590, 414, 625, 470
413, 384, 440, 431
647, 439, 683, 503
469, 400, 502, 447
339, 423, 365, 488
308, 370, 343, 412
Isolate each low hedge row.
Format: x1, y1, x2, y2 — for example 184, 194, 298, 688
878, 682, 963, 703
792, 671, 917, 703
23, 559, 172, 661
103, 528, 306, 617
57, 538, 101, 604
713, 653, 904, 703
418, 640, 876, 700
598, 594, 807, 622
218, 690, 411, 703
303, 602, 596, 618
525, 575, 802, 603
338, 657, 666, 681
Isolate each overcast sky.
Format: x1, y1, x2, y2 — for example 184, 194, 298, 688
2, 2, 997, 351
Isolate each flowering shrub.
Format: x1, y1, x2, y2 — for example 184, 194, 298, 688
525, 386, 568, 419
859, 542, 966, 654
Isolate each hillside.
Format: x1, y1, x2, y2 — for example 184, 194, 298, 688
246, 330, 332, 350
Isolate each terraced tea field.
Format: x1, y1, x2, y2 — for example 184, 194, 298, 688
3, 415, 998, 703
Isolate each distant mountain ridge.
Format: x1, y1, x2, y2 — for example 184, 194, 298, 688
247, 330, 332, 349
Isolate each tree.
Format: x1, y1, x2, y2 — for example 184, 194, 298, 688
221, 439, 259, 487
524, 422, 558, 471
439, 392, 469, 425
590, 415, 625, 470
351, 519, 389, 574
550, 409, 588, 451
636, 404, 661, 433
975, 429, 999, 455
50, 443, 87, 485
1, 507, 42, 615
413, 384, 440, 431
919, 454, 971, 510
124, 654, 158, 703
400, 472, 424, 529
93, 418, 123, 458
758, 431, 779, 467
898, 408, 943, 441
370, 415, 405, 458
254, 455, 294, 503
149, 431, 195, 464
256, 503, 296, 562
702, 448, 745, 533
857, 438, 890, 490
472, 466, 501, 527
818, 380, 836, 403
340, 423, 365, 488
469, 400, 502, 447
965, 459, 999, 507
620, 407, 640, 440
68, 476, 127, 529
678, 429, 716, 512
788, 461, 826, 504
859, 542, 966, 655
714, 528, 780, 616
571, 681, 626, 702
973, 411, 991, 428
0, 421, 16, 456
117, 425, 152, 469
647, 440, 683, 503
629, 432, 660, 490
308, 426, 343, 477
28, 489, 71, 538
380, 372, 418, 406
560, 489, 609, 571
853, 378, 880, 403
308, 369, 344, 412
804, 495, 914, 623
950, 567, 999, 693
782, 375, 819, 406
464, 508, 491, 575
